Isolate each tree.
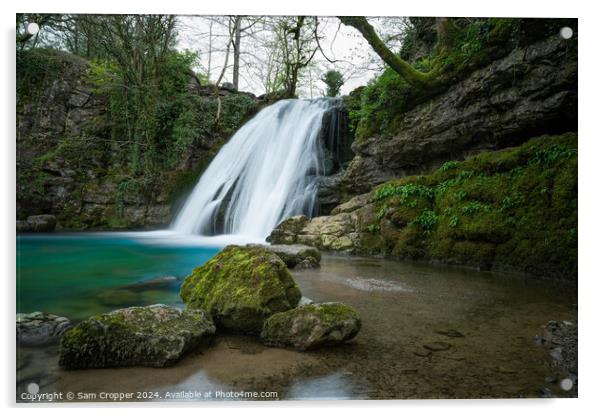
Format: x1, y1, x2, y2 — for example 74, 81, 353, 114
273, 16, 319, 97
321, 69, 344, 97
339, 16, 459, 90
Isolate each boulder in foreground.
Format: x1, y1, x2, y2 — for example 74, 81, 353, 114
59, 304, 215, 369
180, 245, 302, 334
17, 311, 72, 347
261, 302, 361, 351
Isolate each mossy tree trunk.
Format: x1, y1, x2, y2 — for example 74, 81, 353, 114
339, 16, 455, 87
339, 16, 438, 88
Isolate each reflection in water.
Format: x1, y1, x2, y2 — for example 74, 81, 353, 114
286, 371, 359, 400
16, 236, 577, 400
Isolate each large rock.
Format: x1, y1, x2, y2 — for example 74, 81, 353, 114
261, 302, 362, 351
266, 215, 310, 244
59, 305, 215, 369
260, 244, 321, 269
17, 311, 72, 346
268, 211, 363, 253
180, 245, 302, 334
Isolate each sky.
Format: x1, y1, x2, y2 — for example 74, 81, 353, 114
176, 16, 403, 98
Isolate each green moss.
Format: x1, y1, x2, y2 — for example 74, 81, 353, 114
59, 305, 215, 369
180, 245, 302, 334
358, 133, 577, 280
349, 18, 576, 141
260, 302, 361, 350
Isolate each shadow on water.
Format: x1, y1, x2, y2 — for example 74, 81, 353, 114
16, 235, 577, 401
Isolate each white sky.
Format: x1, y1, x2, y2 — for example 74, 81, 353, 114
176, 16, 402, 98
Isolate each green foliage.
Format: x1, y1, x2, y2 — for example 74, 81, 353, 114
359, 133, 578, 280
348, 18, 573, 141
439, 160, 461, 172
321, 69, 345, 97
461, 201, 492, 215
372, 182, 435, 202
412, 209, 439, 233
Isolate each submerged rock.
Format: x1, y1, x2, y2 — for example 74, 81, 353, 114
17, 312, 72, 346
180, 245, 302, 334
261, 244, 321, 269
59, 304, 215, 369
260, 302, 361, 351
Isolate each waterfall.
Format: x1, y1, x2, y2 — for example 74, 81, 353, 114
171, 98, 339, 240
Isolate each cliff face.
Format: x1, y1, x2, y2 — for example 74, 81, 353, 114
269, 133, 578, 281
16, 49, 258, 230
340, 35, 577, 195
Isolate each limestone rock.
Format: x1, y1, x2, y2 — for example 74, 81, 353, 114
17, 312, 72, 346
180, 245, 302, 334
261, 302, 361, 351
59, 305, 215, 369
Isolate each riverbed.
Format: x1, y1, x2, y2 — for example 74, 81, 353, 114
16, 235, 577, 401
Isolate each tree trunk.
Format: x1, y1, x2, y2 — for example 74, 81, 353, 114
339, 16, 434, 88
232, 18, 241, 91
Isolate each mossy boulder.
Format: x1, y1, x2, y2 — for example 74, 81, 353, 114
180, 245, 302, 334
260, 302, 361, 351
59, 305, 215, 369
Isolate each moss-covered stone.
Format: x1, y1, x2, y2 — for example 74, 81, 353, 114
180, 245, 302, 334
260, 302, 361, 351
272, 133, 577, 280
59, 304, 215, 369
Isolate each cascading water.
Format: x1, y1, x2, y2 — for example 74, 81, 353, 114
171, 98, 339, 240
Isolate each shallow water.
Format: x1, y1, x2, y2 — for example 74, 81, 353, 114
16, 235, 577, 401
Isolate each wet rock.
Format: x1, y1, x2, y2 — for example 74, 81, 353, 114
413, 349, 432, 358
16, 215, 57, 233
423, 341, 452, 352
59, 304, 215, 369
267, 215, 310, 244
180, 245, 302, 334
17, 312, 72, 346
261, 302, 361, 351
261, 244, 321, 269
435, 329, 465, 338
124, 275, 179, 291
535, 319, 578, 397
345, 277, 413, 293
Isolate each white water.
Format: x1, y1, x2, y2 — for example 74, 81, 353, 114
171, 98, 336, 240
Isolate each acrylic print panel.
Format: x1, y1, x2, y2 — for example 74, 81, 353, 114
16, 14, 577, 402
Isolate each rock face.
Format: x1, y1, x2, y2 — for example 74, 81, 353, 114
261, 303, 361, 351
269, 133, 578, 280
341, 36, 577, 194
59, 305, 215, 369
17, 49, 258, 230
17, 312, 72, 346
16, 215, 57, 232
180, 245, 302, 334
260, 244, 321, 269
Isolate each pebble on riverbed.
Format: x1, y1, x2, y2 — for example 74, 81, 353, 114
17, 312, 72, 347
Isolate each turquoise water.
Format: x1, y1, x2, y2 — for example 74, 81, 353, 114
16, 234, 220, 320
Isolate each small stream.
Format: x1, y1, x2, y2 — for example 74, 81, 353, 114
16, 235, 577, 400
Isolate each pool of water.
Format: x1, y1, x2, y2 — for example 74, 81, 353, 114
17, 234, 220, 319
16, 234, 578, 400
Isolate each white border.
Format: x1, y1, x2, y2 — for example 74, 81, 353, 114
2, 1, 599, 415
